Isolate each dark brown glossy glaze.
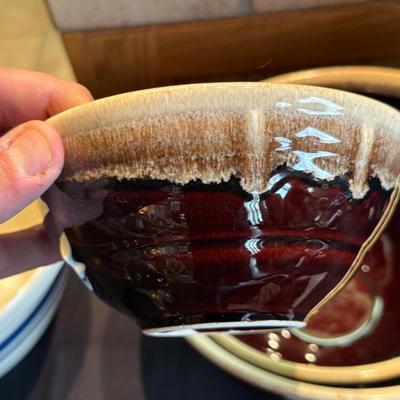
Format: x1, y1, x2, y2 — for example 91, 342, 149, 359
237, 93, 400, 361
58, 168, 391, 330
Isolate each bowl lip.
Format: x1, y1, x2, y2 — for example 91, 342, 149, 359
213, 334, 400, 386
187, 335, 400, 400
264, 65, 400, 98
47, 79, 400, 200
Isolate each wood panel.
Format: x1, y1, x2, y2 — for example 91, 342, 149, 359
62, 1, 400, 98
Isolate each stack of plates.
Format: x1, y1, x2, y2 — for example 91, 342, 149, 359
0, 201, 67, 378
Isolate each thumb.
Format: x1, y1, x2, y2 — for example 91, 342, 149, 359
0, 120, 64, 223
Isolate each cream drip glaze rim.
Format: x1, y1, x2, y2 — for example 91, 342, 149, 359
47, 82, 400, 199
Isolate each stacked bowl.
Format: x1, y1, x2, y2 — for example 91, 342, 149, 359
189, 66, 400, 399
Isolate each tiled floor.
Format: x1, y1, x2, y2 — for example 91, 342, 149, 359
0, 0, 75, 80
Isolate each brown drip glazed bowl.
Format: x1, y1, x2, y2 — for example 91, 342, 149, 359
42, 82, 400, 337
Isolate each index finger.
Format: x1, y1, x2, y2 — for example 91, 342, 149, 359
0, 68, 93, 131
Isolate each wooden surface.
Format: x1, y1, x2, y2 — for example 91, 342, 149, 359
62, 1, 400, 98
251, 0, 368, 13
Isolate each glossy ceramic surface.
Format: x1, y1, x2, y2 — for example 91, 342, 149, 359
214, 206, 400, 384
44, 83, 400, 335
60, 170, 391, 335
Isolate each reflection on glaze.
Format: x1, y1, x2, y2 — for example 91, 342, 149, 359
296, 96, 344, 116
275, 183, 291, 200
292, 150, 338, 180
244, 238, 263, 256
244, 193, 263, 225
273, 126, 341, 183
294, 127, 341, 144
274, 137, 292, 151
274, 96, 345, 116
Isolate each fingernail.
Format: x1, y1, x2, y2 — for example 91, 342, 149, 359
9, 129, 53, 176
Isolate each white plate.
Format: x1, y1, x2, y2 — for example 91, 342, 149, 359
0, 266, 67, 377
0, 201, 67, 377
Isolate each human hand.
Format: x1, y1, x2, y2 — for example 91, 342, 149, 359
0, 68, 92, 278
0, 68, 93, 223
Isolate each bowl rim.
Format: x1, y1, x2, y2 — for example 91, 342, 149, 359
188, 335, 400, 400
264, 65, 400, 98
47, 81, 400, 194
213, 334, 400, 386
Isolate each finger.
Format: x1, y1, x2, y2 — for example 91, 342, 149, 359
0, 120, 64, 222
0, 68, 93, 130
